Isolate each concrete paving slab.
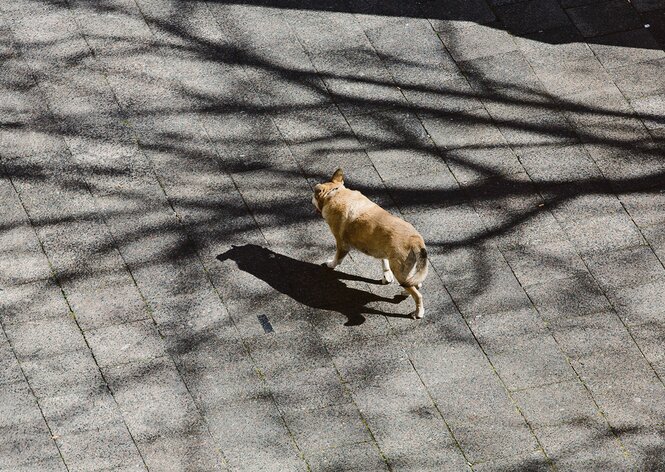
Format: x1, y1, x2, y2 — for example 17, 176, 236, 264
0, 335, 22, 385
447, 415, 539, 464
0, 381, 45, 428
514, 25, 591, 66
566, 0, 643, 38
549, 310, 637, 360
0, 423, 65, 471
460, 51, 553, 110
204, 396, 305, 471
284, 402, 371, 452
536, 423, 629, 470
55, 425, 146, 472
425, 364, 514, 419
0, 174, 51, 286
584, 245, 665, 290
641, 9, 665, 47
435, 21, 518, 62
169, 338, 269, 408
473, 451, 550, 471
305, 442, 389, 472
21, 349, 104, 398
607, 192, 665, 233
40, 387, 126, 436
425, 0, 496, 25
273, 105, 370, 178
618, 425, 665, 469
630, 92, 665, 130
502, 240, 588, 287
608, 57, 665, 99
86, 320, 167, 368
268, 364, 351, 412
0, 279, 70, 325
608, 278, 665, 326
104, 357, 206, 441
480, 335, 574, 390
513, 380, 604, 429
348, 367, 470, 469
632, 0, 665, 11
138, 430, 227, 472
421, 107, 506, 151
527, 274, 612, 321
589, 29, 665, 69
445, 147, 525, 184
585, 370, 665, 429
631, 323, 665, 378
495, 0, 571, 36
4, 314, 86, 359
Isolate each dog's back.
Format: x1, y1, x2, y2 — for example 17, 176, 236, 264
324, 188, 427, 286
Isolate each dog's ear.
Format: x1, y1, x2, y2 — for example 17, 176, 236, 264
331, 168, 344, 184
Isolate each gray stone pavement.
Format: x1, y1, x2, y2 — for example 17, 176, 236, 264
1, 0, 665, 470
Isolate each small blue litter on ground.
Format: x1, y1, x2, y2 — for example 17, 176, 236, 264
257, 314, 274, 334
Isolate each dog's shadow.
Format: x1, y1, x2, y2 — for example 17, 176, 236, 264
216, 244, 408, 326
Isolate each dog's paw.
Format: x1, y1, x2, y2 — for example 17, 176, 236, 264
410, 310, 425, 320
325, 259, 337, 268
381, 272, 394, 285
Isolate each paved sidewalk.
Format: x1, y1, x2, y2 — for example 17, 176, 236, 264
2, 0, 665, 470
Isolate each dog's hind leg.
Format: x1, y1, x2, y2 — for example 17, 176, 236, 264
403, 285, 424, 319
400, 283, 421, 296
381, 259, 394, 284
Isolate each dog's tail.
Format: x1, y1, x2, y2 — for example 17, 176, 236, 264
403, 244, 428, 287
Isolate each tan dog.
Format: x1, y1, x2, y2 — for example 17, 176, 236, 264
312, 169, 428, 319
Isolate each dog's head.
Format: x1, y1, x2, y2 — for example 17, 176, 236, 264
312, 168, 344, 214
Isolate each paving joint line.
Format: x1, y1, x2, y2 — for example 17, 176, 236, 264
348, 10, 556, 467
459, 3, 665, 460
466, 60, 635, 470
512, 0, 665, 397
324, 7, 560, 467
492, 94, 638, 464
13, 4, 227, 469
71, 1, 307, 469
113, 3, 325, 469
0, 291, 70, 472
1, 164, 140, 472
0, 19, 151, 468
348, 13, 490, 469
253, 7, 417, 469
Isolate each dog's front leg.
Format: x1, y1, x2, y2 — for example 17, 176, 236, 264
326, 243, 349, 269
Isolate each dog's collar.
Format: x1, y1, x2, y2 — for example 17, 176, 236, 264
326, 185, 342, 197
316, 185, 343, 215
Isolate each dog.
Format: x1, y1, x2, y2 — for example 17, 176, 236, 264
312, 168, 428, 319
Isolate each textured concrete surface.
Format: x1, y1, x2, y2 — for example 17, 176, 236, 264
1, 0, 665, 470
